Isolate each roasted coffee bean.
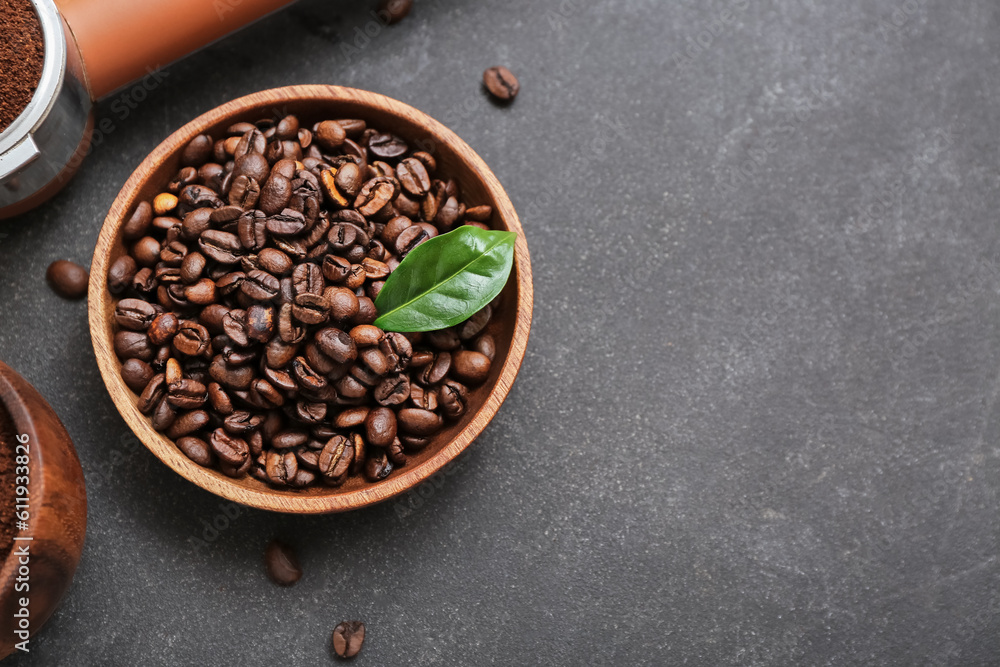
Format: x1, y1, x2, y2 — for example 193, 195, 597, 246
224, 410, 264, 435
409, 384, 438, 411
173, 321, 210, 356
353, 296, 378, 325
123, 202, 153, 240
292, 357, 327, 392
264, 540, 302, 586
349, 324, 383, 348
451, 350, 492, 384
208, 382, 234, 415
242, 269, 280, 301
185, 278, 217, 305
326, 287, 359, 321
483, 66, 520, 102
378, 0, 411, 23
295, 401, 327, 424
368, 132, 407, 159
180, 184, 223, 209
229, 174, 261, 209
177, 436, 214, 466
200, 230, 242, 264
315, 327, 357, 364
266, 449, 298, 484
278, 303, 306, 344
365, 449, 393, 481
182, 134, 214, 167
120, 359, 155, 393
380, 332, 412, 371
374, 374, 410, 406
354, 177, 395, 217
246, 304, 276, 343
114, 298, 157, 330
180, 251, 207, 283
396, 157, 430, 196
473, 333, 496, 361
166, 410, 210, 439
209, 355, 256, 390
256, 248, 293, 277
364, 407, 397, 447
222, 309, 251, 346
465, 204, 492, 222
47, 260, 89, 300
167, 378, 208, 409
210, 428, 250, 466
266, 336, 300, 368
137, 374, 167, 414
426, 327, 461, 350
397, 408, 443, 436
271, 430, 308, 449
150, 397, 176, 431
114, 330, 155, 361
418, 351, 451, 385
319, 435, 353, 485
292, 292, 330, 325
292, 263, 325, 297
439, 379, 468, 418
394, 224, 429, 256
265, 209, 307, 236
132, 236, 162, 267
260, 174, 292, 215
107, 255, 138, 294
331, 621, 366, 659
334, 407, 369, 430
352, 347, 390, 386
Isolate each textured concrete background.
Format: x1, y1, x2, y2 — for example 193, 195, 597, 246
1, 0, 999, 664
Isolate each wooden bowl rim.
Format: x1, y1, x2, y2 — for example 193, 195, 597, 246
0, 363, 47, 587
88, 85, 533, 514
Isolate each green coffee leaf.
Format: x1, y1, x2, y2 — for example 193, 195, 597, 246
373, 226, 516, 332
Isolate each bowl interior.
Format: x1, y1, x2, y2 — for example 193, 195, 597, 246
89, 85, 532, 513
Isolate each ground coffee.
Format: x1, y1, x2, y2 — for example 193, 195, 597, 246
0, 0, 45, 134
0, 403, 17, 564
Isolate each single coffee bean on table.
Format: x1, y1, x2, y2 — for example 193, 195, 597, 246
483, 66, 520, 102
378, 0, 412, 24
107, 113, 505, 489
47, 260, 90, 300
264, 539, 302, 586
0, 0, 45, 133
331, 621, 366, 659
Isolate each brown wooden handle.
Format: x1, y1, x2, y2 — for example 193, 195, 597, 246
54, 0, 297, 100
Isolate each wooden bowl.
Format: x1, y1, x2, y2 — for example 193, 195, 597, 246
88, 85, 533, 514
0, 361, 87, 659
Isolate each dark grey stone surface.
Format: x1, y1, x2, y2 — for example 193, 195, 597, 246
1, 0, 999, 664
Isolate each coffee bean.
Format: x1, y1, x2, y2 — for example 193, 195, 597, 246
115, 330, 155, 362
368, 132, 408, 160
264, 540, 302, 586
107, 255, 138, 294
365, 449, 393, 481
451, 350, 492, 385
292, 292, 330, 325
114, 298, 157, 330
210, 428, 250, 467
483, 66, 519, 102
200, 230, 242, 264
378, 0, 411, 24
177, 436, 214, 466
397, 408, 443, 436
120, 358, 155, 393
242, 269, 281, 301
331, 621, 366, 659
173, 321, 211, 357
45, 259, 89, 300
166, 410, 210, 439
315, 327, 357, 364
365, 407, 397, 447
319, 435, 353, 485
123, 202, 153, 241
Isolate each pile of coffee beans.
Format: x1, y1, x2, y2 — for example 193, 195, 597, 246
106, 114, 501, 488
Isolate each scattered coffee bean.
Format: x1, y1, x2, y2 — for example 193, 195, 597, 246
264, 539, 302, 586
483, 66, 520, 102
46, 260, 89, 300
331, 621, 366, 659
